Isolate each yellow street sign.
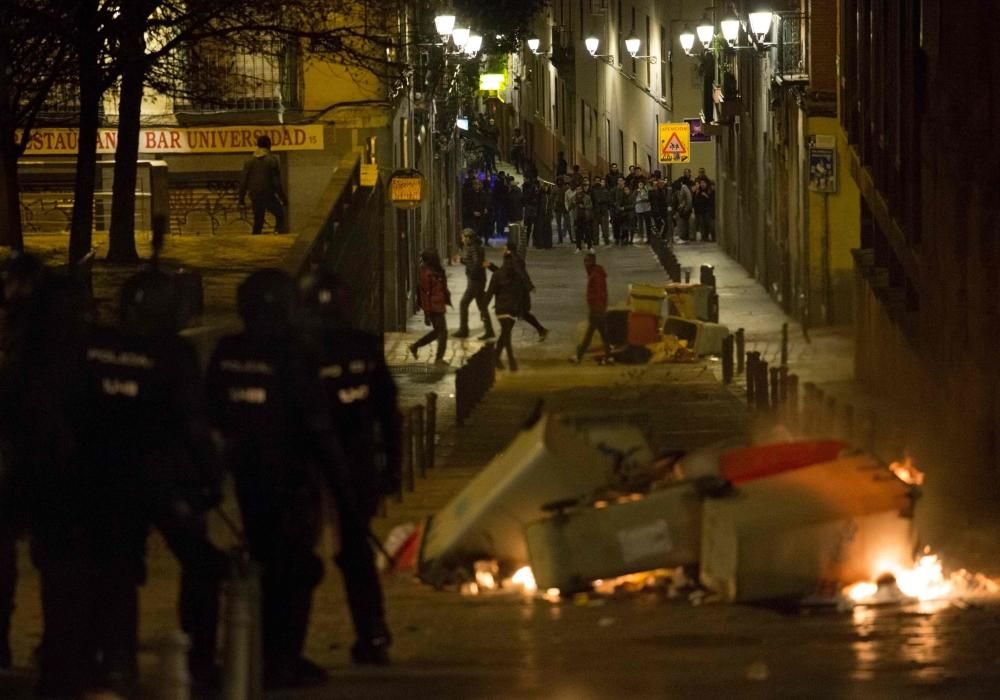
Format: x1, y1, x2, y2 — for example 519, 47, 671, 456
360, 163, 378, 187
658, 122, 691, 164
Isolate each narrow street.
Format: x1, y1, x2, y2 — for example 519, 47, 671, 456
3, 238, 1000, 699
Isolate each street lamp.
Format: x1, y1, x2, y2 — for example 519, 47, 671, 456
679, 25, 696, 55
624, 35, 658, 64
465, 33, 483, 56
434, 13, 456, 41
527, 37, 540, 54
748, 9, 775, 44
696, 14, 715, 50
720, 13, 741, 47
584, 35, 600, 56
452, 26, 470, 51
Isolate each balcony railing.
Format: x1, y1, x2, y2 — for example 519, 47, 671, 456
775, 12, 809, 85
167, 38, 304, 113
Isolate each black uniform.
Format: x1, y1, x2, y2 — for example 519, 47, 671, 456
69, 322, 223, 694
207, 327, 340, 680
314, 327, 400, 661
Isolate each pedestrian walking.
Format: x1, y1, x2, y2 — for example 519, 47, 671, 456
491, 172, 509, 240
238, 135, 289, 235
650, 178, 669, 238
506, 177, 525, 251
571, 253, 614, 365
484, 250, 526, 371
564, 179, 578, 245
454, 229, 495, 340
409, 250, 451, 366
556, 151, 568, 179
488, 245, 549, 342
298, 270, 401, 666
522, 175, 541, 250
207, 270, 335, 689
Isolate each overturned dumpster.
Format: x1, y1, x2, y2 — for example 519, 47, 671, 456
418, 412, 654, 587
421, 418, 920, 604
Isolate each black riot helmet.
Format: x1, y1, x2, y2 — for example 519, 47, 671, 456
119, 269, 181, 336
237, 268, 296, 334
297, 269, 351, 329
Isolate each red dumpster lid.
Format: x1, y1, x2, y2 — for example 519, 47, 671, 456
720, 440, 848, 484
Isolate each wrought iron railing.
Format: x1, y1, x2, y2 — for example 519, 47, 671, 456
168, 38, 304, 113
775, 12, 809, 84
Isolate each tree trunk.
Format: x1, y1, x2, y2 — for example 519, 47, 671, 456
68, 9, 101, 267
107, 13, 147, 263
0, 145, 24, 251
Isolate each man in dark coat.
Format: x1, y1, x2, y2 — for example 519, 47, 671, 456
454, 230, 495, 340
238, 135, 288, 235
484, 250, 526, 371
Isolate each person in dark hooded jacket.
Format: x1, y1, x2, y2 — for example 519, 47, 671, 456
484, 250, 526, 371
238, 135, 288, 235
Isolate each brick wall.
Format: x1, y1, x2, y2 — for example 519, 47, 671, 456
808, 0, 837, 93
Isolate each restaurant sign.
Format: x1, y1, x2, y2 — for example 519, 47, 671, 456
389, 169, 424, 209
18, 125, 325, 155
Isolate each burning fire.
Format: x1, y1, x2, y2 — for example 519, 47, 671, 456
845, 550, 999, 604
888, 455, 924, 486
511, 566, 538, 593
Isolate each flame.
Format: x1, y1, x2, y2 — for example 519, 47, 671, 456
511, 566, 538, 593
889, 455, 924, 486
845, 549, 1000, 604
473, 560, 499, 591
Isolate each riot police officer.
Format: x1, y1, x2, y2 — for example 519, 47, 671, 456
64, 268, 223, 696
207, 269, 344, 688
298, 270, 400, 665
0, 252, 48, 670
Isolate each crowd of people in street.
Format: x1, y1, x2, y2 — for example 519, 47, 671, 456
435, 156, 717, 368
0, 251, 402, 697
461, 159, 716, 254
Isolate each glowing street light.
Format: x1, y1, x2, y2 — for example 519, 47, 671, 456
434, 13, 456, 41
679, 25, 696, 55
721, 13, 741, 46
584, 35, 600, 56
465, 33, 483, 56
625, 35, 641, 58
749, 9, 775, 43
696, 15, 715, 50
452, 26, 470, 50
527, 37, 541, 54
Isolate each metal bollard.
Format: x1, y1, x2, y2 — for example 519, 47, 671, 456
824, 396, 838, 437
402, 410, 415, 493
841, 403, 855, 443
787, 374, 800, 430
802, 383, 818, 434
222, 560, 262, 700
425, 392, 438, 471
769, 366, 781, 410
722, 335, 734, 384
683, 267, 692, 283
735, 329, 745, 374
779, 366, 789, 402
158, 631, 191, 700
412, 405, 426, 480
746, 352, 758, 406
780, 322, 789, 367
756, 359, 771, 411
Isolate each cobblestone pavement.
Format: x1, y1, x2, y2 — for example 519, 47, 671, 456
5, 235, 1000, 698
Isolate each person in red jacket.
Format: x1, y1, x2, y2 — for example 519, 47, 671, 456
571, 253, 614, 364
409, 250, 451, 366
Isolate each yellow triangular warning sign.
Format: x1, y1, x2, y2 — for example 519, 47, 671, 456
661, 132, 687, 158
